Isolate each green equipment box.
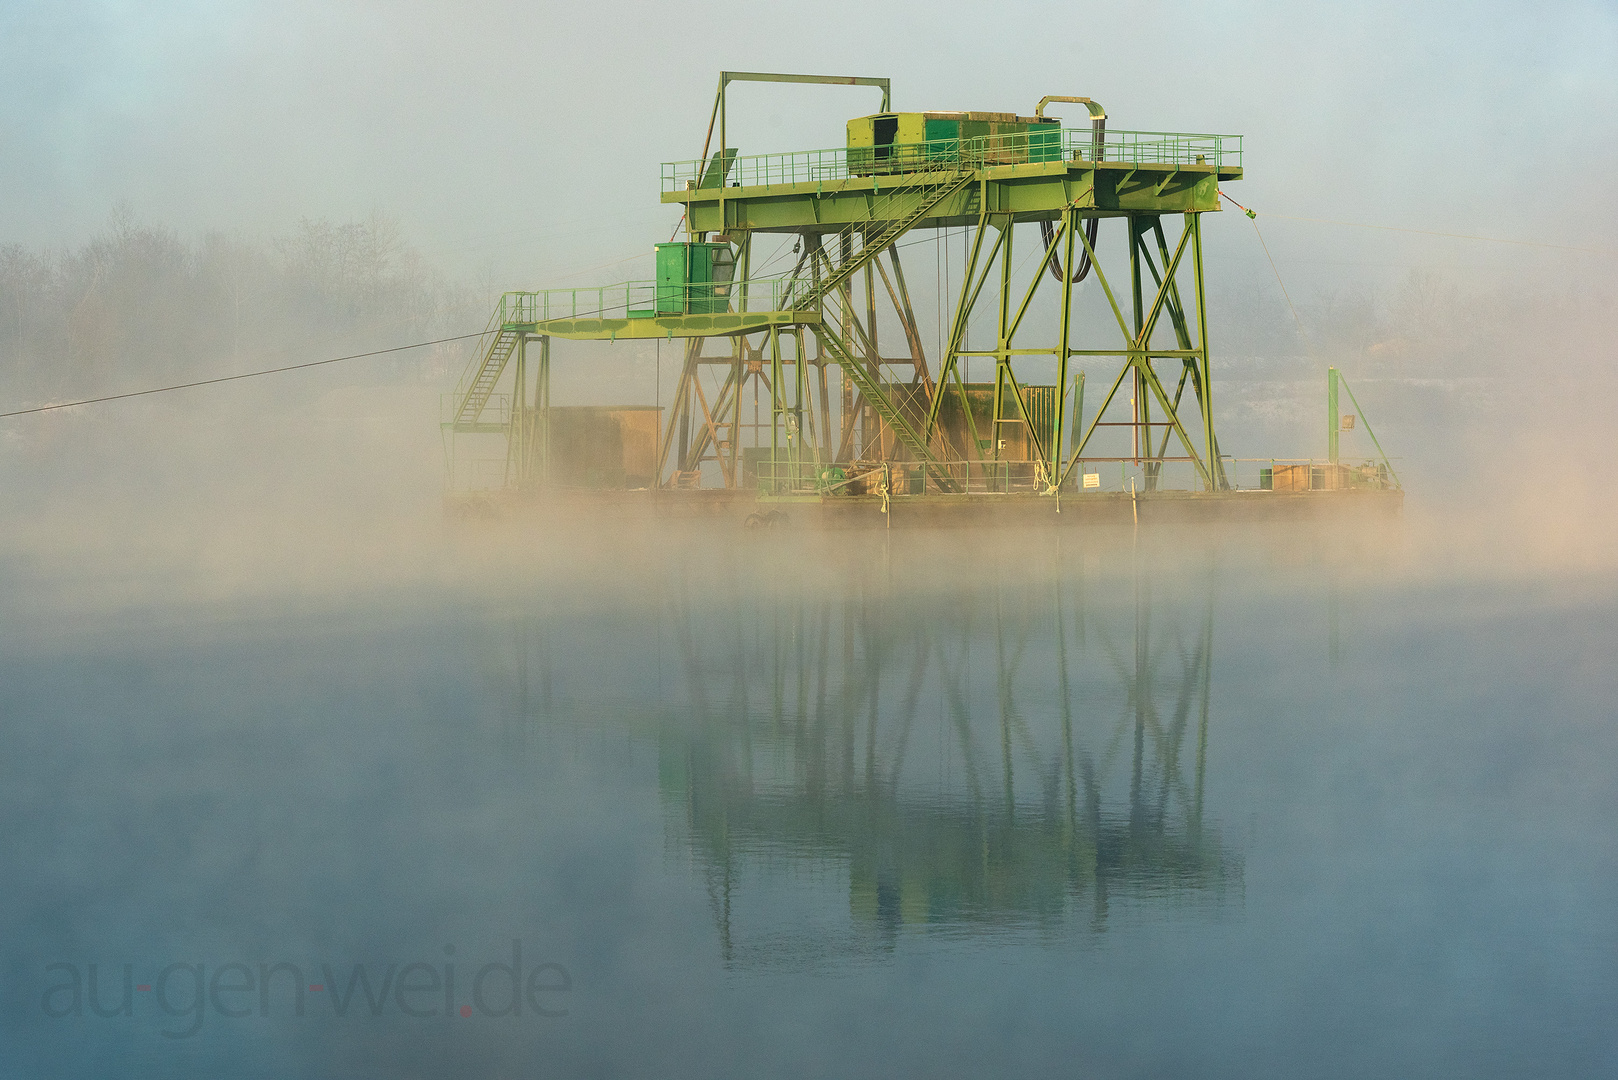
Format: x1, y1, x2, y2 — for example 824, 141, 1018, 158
846, 111, 1060, 175
654, 242, 736, 315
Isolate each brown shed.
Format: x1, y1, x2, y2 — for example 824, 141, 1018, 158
544, 406, 661, 488
933, 383, 1054, 461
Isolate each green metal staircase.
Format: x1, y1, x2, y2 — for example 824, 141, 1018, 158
453, 322, 521, 426
784, 170, 976, 477
814, 328, 940, 471
788, 170, 975, 312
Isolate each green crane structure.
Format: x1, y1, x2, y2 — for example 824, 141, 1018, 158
445, 71, 1246, 496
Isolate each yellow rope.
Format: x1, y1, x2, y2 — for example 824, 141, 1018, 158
0, 332, 489, 419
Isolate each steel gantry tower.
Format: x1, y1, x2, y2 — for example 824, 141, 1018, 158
445, 71, 1245, 499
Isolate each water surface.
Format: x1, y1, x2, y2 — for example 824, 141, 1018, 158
3, 522, 1614, 1078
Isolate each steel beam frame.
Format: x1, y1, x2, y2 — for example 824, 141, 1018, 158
446, 78, 1236, 497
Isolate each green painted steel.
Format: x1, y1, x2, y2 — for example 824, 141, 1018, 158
444, 72, 1398, 501
511, 309, 814, 342
1335, 372, 1400, 487
668, 164, 1225, 236
655, 242, 736, 314
1328, 366, 1340, 464
663, 129, 1240, 190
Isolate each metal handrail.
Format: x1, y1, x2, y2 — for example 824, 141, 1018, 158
752, 454, 1398, 496
491, 278, 802, 324
452, 297, 512, 403
662, 128, 1241, 191
755, 459, 1051, 497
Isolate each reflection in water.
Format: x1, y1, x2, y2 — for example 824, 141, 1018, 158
510, 541, 1241, 964
17, 519, 1615, 1076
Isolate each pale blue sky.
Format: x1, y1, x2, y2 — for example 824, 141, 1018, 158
1, 0, 1613, 293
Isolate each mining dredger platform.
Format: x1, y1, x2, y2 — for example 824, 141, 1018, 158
442, 71, 1401, 526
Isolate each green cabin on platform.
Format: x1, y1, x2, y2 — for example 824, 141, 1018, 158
654, 241, 736, 315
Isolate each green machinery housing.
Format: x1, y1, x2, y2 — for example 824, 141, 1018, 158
443, 71, 1386, 499
847, 111, 1061, 174
653, 241, 735, 315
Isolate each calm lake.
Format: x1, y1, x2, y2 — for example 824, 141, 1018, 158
3, 518, 1614, 1078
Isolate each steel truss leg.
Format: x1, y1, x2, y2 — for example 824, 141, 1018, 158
1058, 214, 1214, 492
535, 335, 550, 487
508, 336, 527, 489
1052, 208, 1077, 490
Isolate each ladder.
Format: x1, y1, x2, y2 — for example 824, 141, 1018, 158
789, 170, 975, 312
816, 327, 947, 482
452, 324, 521, 425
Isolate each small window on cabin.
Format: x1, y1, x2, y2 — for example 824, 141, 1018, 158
710, 247, 735, 296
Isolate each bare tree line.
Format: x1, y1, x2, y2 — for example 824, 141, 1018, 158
0, 208, 477, 403
1, 206, 1602, 412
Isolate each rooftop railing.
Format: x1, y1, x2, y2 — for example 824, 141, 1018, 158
662, 128, 1242, 192
753, 456, 1397, 497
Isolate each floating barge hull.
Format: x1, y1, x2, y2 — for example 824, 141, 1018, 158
446, 488, 1403, 528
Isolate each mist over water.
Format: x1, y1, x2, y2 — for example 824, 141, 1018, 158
4, 418, 1618, 1077
4, 4, 1618, 1077
4, 194, 1618, 1080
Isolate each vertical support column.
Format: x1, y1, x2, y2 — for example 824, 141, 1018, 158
677, 365, 692, 476
730, 337, 743, 486
679, 344, 707, 480
794, 331, 809, 471
864, 257, 880, 457
769, 325, 782, 493
992, 219, 1013, 462
1190, 213, 1222, 491
1128, 215, 1145, 470
847, 233, 860, 456
1133, 216, 1162, 491
1328, 365, 1340, 464
535, 335, 552, 488
1051, 208, 1077, 490
838, 365, 854, 459
509, 336, 527, 489
803, 234, 834, 460
817, 344, 833, 459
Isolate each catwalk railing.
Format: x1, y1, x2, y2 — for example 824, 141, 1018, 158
662, 129, 1241, 191
752, 456, 1398, 496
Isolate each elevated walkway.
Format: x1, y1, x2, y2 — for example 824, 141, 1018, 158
448, 284, 822, 429
497, 282, 818, 341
